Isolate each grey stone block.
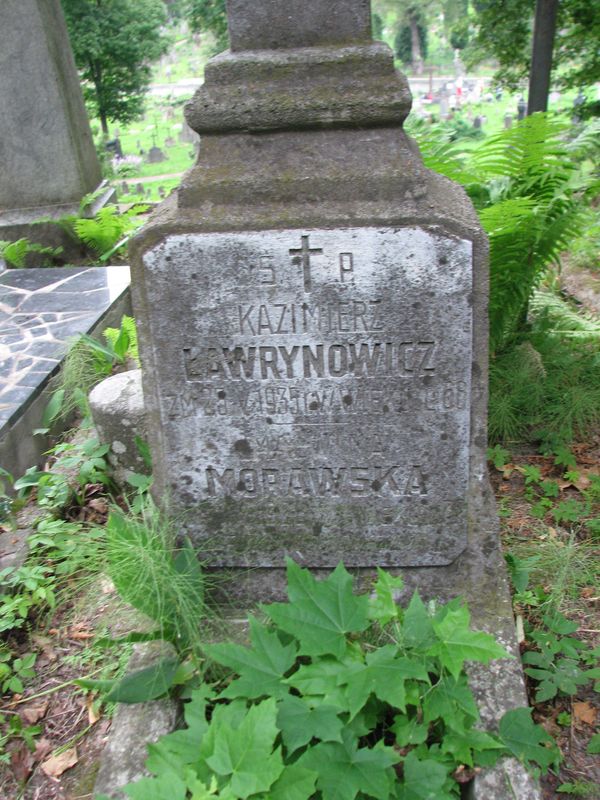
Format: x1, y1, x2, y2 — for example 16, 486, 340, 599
93, 642, 178, 799
185, 43, 410, 134
89, 369, 148, 485
227, 0, 372, 51
0, 0, 101, 209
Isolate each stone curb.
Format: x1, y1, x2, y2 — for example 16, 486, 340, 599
93, 641, 179, 799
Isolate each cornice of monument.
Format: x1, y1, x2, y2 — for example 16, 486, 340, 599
184, 42, 412, 134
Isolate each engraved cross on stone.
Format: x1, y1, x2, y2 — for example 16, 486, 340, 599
289, 235, 323, 292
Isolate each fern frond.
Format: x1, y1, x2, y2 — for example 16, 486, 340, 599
530, 289, 600, 344
104, 315, 140, 365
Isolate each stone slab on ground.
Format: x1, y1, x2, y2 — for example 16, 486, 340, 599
93, 642, 179, 800
0, 266, 131, 480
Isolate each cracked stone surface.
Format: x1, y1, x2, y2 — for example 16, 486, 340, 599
0, 266, 130, 431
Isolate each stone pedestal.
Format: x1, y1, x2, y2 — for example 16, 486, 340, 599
128, 6, 540, 794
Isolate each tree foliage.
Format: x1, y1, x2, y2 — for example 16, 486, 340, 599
394, 16, 428, 67
61, 0, 169, 135
187, 0, 229, 52
467, 0, 600, 93
408, 113, 596, 352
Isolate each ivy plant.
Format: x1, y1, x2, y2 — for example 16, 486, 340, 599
104, 560, 560, 800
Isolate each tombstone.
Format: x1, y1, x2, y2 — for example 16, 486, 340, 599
129, 5, 539, 792
179, 121, 200, 144
0, 0, 107, 256
105, 138, 123, 159
572, 90, 586, 123
158, 186, 166, 199
121, 181, 130, 195
164, 136, 176, 148
135, 183, 145, 195
473, 115, 482, 130
517, 96, 527, 121
147, 146, 167, 164
438, 84, 449, 118
504, 113, 513, 129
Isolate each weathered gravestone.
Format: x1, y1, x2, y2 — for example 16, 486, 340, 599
0, 0, 109, 261
131, 0, 494, 588
127, 4, 539, 794
147, 146, 167, 164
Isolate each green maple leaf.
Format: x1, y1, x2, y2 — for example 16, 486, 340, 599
401, 592, 436, 650
428, 605, 510, 678
392, 715, 429, 747
269, 764, 319, 800
587, 733, 600, 755
263, 560, 369, 658
422, 674, 479, 731
395, 751, 454, 800
204, 698, 284, 798
298, 733, 398, 800
340, 644, 430, 718
206, 617, 297, 700
368, 568, 404, 626
277, 694, 344, 753
145, 686, 213, 774
285, 656, 350, 708
441, 728, 506, 767
499, 707, 561, 774
123, 773, 187, 800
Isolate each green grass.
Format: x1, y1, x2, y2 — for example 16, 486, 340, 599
508, 532, 599, 614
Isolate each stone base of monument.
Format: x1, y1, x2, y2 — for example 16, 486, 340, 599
88, 378, 540, 798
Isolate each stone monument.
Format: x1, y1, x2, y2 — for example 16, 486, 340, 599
126, 2, 538, 795
133, 1, 488, 583
0, 0, 109, 261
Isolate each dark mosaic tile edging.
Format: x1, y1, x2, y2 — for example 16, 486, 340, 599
0, 265, 130, 478
0, 266, 130, 430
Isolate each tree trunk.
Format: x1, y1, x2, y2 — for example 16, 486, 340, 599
100, 111, 109, 137
89, 59, 109, 136
527, 0, 558, 114
409, 14, 423, 75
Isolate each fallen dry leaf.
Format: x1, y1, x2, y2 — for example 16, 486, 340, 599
20, 700, 48, 725
11, 745, 35, 782
85, 693, 102, 725
31, 634, 57, 662
69, 623, 94, 640
33, 737, 53, 763
88, 497, 109, 513
573, 701, 597, 726
41, 747, 78, 778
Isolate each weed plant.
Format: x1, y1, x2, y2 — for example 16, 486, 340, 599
488, 332, 600, 445
102, 499, 210, 662
508, 534, 598, 615
100, 562, 561, 800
